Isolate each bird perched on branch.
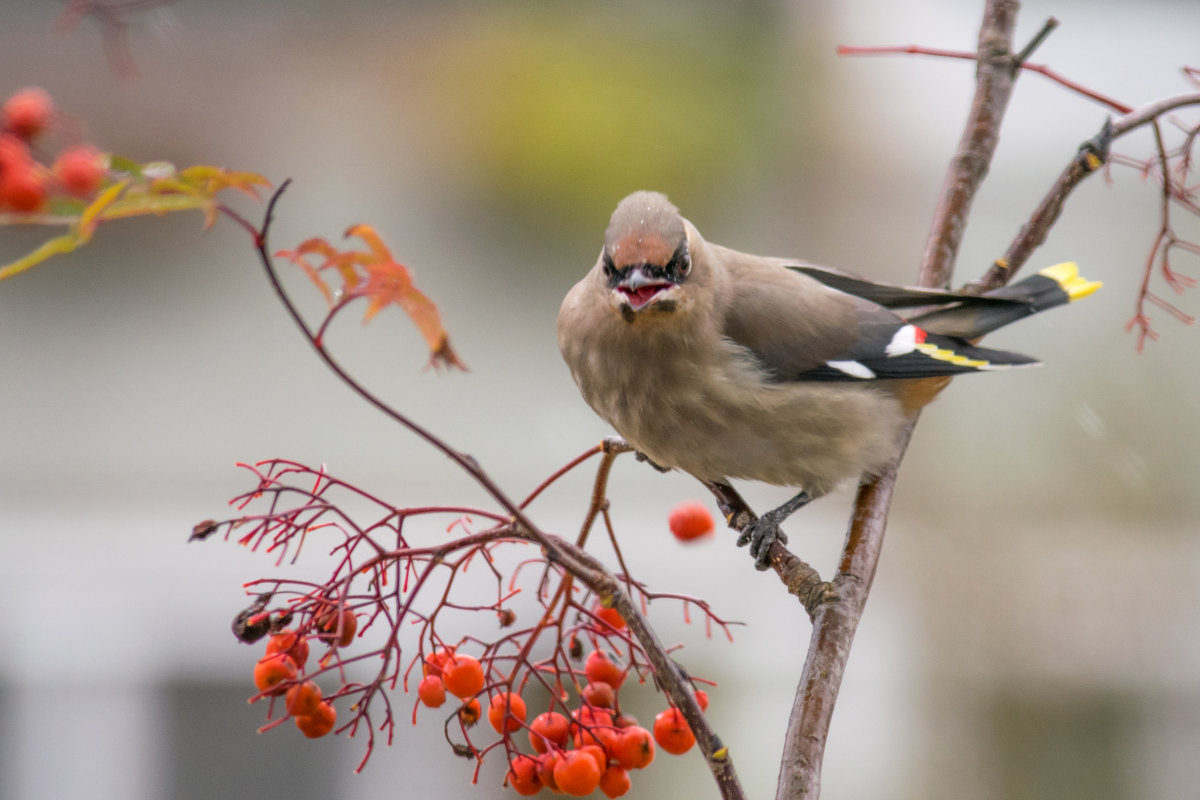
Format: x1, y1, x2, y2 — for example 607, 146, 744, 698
557, 191, 1100, 569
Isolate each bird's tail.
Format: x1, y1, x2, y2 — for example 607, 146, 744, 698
909, 262, 1102, 339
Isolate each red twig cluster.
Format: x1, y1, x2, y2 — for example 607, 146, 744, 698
1109, 109, 1200, 349
194, 454, 735, 777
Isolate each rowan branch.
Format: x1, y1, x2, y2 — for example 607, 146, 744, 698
777, 2, 1024, 798
232, 187, 744, 799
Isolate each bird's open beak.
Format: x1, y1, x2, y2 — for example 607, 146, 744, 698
616, 266, 674, 311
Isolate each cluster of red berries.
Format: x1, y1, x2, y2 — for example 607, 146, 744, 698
416, 634, 707, 798
249, 608, 358, 739
0, 87, 107, 213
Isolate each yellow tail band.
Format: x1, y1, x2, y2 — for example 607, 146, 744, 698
1038, 262, 1103, 302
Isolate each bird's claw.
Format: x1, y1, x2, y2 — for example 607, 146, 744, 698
736, 517, 788, 571
634, 451, 672, 473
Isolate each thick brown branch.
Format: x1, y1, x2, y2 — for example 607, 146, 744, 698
919, 0, 1022, 288
778, 2, 1023, 798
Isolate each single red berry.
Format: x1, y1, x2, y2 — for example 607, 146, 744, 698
571, 704, 617, 750
2, 87, 52, 140
52, 145, 105, 197
294, 700, 336, 738
582, 681, 615, 709
442, 654, 485, 700
0, 134, 31, 172
579, 743, 608, 773
613, 725, 655, 770
285, 680, 323, 717
695, 689, 710, 711
318, 608, 357, 647
553, 749, 602, 796
528, 710, 570, 754
599, 764, 632, 798
422, 647, 454, 678
584, 650, 625, 689
536, 752, 561, 792
487, 691, 528, 734
506, 753, 542, 796
652, 707, 696, 755
265, 629, 309, 671
417, 675, 446, 708
1, 166, 45, 212
252, 653, 298, 696
592, 601, 626, 631
668, 500, 715, 541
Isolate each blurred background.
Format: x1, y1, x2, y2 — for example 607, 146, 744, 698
2, 1, 1198, 798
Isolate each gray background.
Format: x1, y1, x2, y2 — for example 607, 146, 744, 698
2, 1, 1198, 799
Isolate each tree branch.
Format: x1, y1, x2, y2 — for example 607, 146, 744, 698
777, 2, 1024, 797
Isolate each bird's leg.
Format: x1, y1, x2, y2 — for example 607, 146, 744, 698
634, 450, 672, 473
737, 491, 812, 571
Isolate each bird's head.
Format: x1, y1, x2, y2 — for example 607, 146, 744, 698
600, 191, 695, 323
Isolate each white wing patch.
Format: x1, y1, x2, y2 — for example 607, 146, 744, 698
825, 359, 876, 379
886, 324, 922, 357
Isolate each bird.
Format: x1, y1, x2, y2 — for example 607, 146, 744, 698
557, 191, 1101, 569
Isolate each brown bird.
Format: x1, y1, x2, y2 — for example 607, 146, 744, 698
557, 191, 1100, 569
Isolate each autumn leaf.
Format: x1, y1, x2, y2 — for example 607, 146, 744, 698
277, 225, 466, 371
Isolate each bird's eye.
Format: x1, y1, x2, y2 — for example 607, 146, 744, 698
671, 242, 691, 277
602, 252, 617, 279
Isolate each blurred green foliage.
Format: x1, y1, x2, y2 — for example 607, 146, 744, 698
406, 5, 817, 230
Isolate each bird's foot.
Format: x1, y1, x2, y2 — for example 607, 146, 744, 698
635, 451, 672, 473
735, 491, 812, 571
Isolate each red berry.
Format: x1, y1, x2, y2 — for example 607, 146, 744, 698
553, 750, 602, 796
695, 689, 710, 711
0, 134, 31, 171
593, 601, 626, 631
422, 647, 454, 678
613, 725, 655, 770
318, 608, 357, 647
582, 681, 615, 709
571, 704, 617, 750
668, 500, 715, 541
52, 145, 105, 197
1, 166, 45, 212
253, 653, 298, 696
528, 710, 570, 754
579, 743, 608, 773
584, 650, 625, 689
506, 754, 542, 796
417, 675, 446, 708
536, 752, 561, 792
2, 88, 52, 140
652, 707, 695, 755
294, 700, 336, 738
487, 691, 528, 734
599, 764, 632, 798
285, 680, 323, 717
265, 630, 309, 671
442, 654, 485, 700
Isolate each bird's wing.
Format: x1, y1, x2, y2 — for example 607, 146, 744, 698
718, 251, 1040, 382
